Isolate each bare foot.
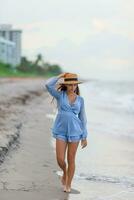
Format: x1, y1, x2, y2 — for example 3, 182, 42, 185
63, 185, 71, 193
64, 176, 71, 193
61, 174, 66, 186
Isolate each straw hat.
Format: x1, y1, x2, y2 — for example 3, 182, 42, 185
59, 73, 83, 84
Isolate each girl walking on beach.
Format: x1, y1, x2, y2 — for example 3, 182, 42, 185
44, 72, 88, 193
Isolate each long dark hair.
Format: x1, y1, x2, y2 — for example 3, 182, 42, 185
51, 84, 80, 103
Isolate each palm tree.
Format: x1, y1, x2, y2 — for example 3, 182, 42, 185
34, 54, 45, 68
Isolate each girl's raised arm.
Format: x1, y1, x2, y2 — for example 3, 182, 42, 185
42, 76, 61, 99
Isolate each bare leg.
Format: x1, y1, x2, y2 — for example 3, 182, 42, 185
56, 139, 67, 186
66, 141, 79, 191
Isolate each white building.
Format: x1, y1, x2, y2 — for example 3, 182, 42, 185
0, 24, 22, 66
0, 37, 15, 65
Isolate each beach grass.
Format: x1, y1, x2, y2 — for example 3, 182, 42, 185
0, 62, 60, 78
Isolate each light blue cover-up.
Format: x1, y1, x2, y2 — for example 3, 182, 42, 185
42, 76, 88, 140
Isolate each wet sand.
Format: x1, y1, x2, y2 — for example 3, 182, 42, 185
0, 77, 44, 163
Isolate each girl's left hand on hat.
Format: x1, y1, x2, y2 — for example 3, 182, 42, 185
81, 139, 87, 149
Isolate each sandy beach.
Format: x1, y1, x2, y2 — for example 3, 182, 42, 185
0, 78, 134, 200
0, 77, 70, 199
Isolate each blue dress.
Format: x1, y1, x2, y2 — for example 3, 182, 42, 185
43, 76, 88, 142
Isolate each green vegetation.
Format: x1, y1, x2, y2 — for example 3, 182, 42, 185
0, 54, 63, 77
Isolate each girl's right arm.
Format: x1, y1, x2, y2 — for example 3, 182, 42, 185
42, 73, 66, 99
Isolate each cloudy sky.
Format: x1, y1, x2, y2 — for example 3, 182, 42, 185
0, 0, 134, 80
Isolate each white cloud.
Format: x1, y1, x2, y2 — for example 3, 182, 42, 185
20, 20, 93, 48
92, 18, 110, 32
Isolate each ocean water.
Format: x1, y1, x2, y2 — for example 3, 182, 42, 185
81, 79, 134, 138
75, 80, 134, 191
